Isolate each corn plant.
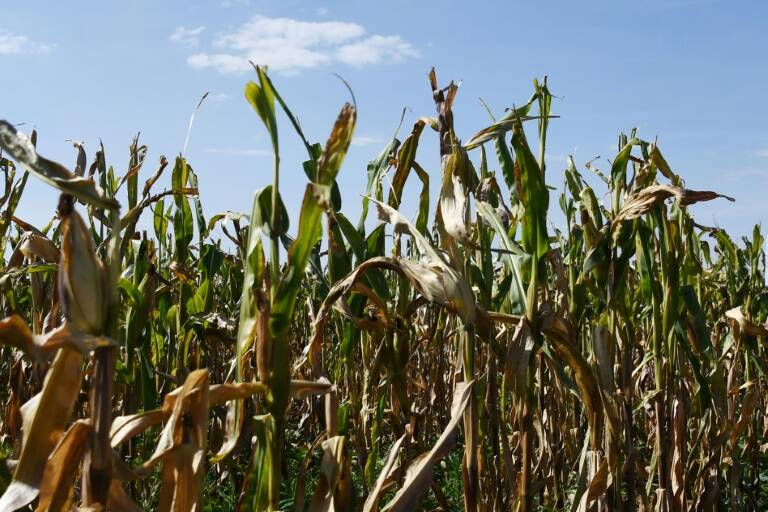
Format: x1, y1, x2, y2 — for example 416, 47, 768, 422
0, 63, 764, 512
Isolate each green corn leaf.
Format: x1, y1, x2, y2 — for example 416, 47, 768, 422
387, 120, 425, 209
510, 120, 549, 261
244, 66, 278, 155
271, 103, 356, 336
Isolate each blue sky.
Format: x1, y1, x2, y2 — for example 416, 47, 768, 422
1, 0, 767, 242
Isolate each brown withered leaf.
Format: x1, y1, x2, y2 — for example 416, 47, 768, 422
37, 419, 91, 512
725, 306, 768, 338
109, 380, 330, 452
0, 347, 84, 511
39, 321, 116, 354
363, 434, 407, 512
380, 381, 474, 512
17, 231, 60, 263
730, 383, 758, 446
612, 184, 734, 228
576, 453, 611, 512
156, 369, 209, 512
540, 305, 604, 449
308, 435, 351, 512
437, 151, 471, 244
0, 316, 115, 363
0, 315, 43, 361
0, 120, 118, 209
464, 113, 557, 150
670, 398, 687, 508
300, 256, 475, 374
106, 479, 142, 512
290, 380, 334, 400
110, 410, 165, 449
503, 318, 534, 416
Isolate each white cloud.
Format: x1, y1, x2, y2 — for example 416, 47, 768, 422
756, 148, 768, 158
336, 35, 419, 66
316, 7, 329, 16
170, 26, 205, 48
184, 14, 419, 75
351, 135, 386, 147
188, 53, 251, 74
213, 15, 363, 54
204, 148, 271, 156
0, 30, 52, 55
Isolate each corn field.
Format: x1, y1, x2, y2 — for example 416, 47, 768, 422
0, 65, 765, 511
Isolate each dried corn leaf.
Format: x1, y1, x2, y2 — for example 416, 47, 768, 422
363, 434, 407, 512
612, 184, 733, 227
730, 384, 758, 446
302, 256, 474, 373
503, 318, 534, 415
0, 121, 118, 209
576, 454, 610, 512
437, 152, 470, 244
0, 316, 115, 362
540, 306, 604, 448
110, 410, 165, 448
464, 113, 553, 149
110, 380, 330, 451
309, 435, 351, 512
17, 231, 60, 263
725, 306, 768, 338
381, 381, 474, 511
107, 479, 142, 512
36, 419, 91, 512
0, 347, 84, 511
370, 198, 475, 323
156, 369, 209, 512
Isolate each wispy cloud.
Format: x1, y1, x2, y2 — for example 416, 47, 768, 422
184, 14, 419, 75
204, 148, 271, 156
351, 135, 386, 147
169, 26, 205, 48
756, 148, 768, 158
0, 30, 52, 55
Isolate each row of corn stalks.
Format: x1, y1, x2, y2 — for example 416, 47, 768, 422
0, 65, 764, 511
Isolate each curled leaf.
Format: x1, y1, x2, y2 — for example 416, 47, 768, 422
613, 184, 734, 228
725, 306, 768, 338
0, 348, 84, 511
37, 419, 91, 511
381, 381, 474, 511
301, 256, 475, 373
0, 121, 118, 209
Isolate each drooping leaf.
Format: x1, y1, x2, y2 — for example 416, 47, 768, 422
380, 381, 474, 511
612, 184, 734, 228
0, 121, 118, 209
0, 348, 84, 511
